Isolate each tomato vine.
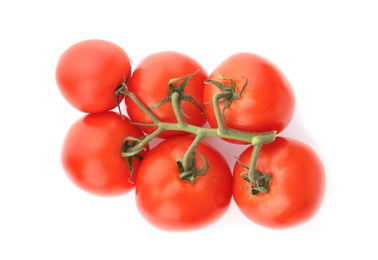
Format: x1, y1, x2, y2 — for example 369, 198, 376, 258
117, 72, 276, 194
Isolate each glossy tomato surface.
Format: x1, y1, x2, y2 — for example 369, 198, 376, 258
61, 111, 148, 196
125, 51, 207, 138
233, 137, 325, 229
203, 53, 295, 137
56, 39, 131, 113
135, 136, 232, 231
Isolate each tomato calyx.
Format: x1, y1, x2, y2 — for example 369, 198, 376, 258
121, 136, 146, 182
237, 157, 272, 195
176, 151, 209, 183
204, 75, 247, 121
175, 134, 210, 184
148, 70, 204, 119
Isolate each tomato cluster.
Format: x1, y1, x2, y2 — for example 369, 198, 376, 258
56, 39, 325, 231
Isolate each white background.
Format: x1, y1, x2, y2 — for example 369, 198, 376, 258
1, 0, 377, 259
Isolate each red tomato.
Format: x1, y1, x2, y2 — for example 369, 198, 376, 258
203, 53, 295, 139
61, 111, 148, 197
232, 137, 325, 229
56, 39, 131, 113
135, 136, 232, 231
125, 51, 207, 138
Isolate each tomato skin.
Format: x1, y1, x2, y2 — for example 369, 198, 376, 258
56, 39, 131, 113
61, 112, 148, 197
203, 53, 295, 137
135, 136, 232, 231
232, 137, 325, 229
125, 51, 207, 138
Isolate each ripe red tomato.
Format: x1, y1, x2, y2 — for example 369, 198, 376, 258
61, 111, 148, 197
56, 39, 131, 113
203, 53, 295, 138
135, 136, 232, 231
232, 137, 325, 229
125, 51, 207, 138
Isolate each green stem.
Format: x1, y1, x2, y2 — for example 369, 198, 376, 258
212, 92, 232, 134
124, 88, 276, 154
248, 140, 263, 185
123, 91, 160, 123
171, 91, 188, 128
181, 132, 205, 170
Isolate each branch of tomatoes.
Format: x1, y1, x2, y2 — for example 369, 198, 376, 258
56, 40, 325, 230
116, 72, 276, 194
